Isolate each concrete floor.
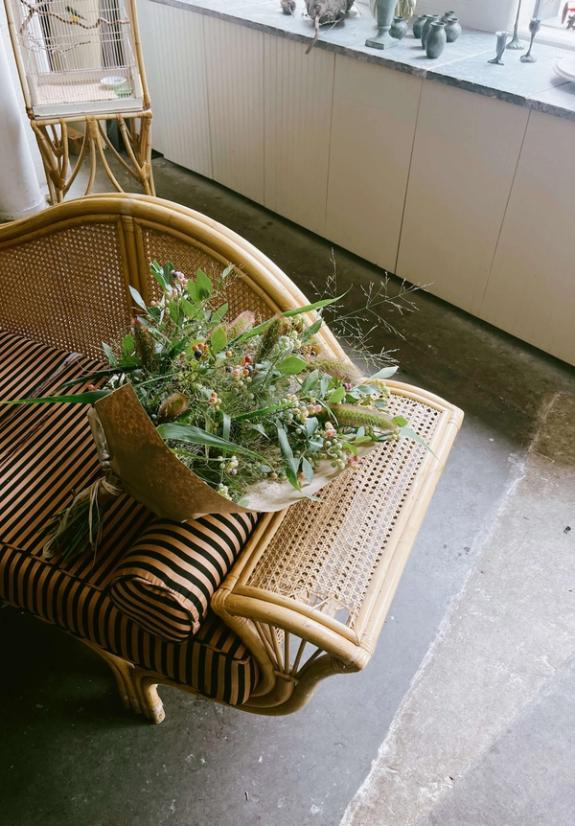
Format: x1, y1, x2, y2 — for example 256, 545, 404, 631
2, 158, 575, 826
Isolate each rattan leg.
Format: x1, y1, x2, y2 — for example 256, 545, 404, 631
30, 112, 155, 203
132, 672, 166, 724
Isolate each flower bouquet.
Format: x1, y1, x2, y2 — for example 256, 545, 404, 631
4, 262, 414, 561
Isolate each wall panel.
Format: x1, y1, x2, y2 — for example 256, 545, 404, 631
204, 16, 265, 203
482, 110, 575, 365
326, 55, 422, 273
397, 82, 529, 314
140, 3, 211, 176
264, 36, 334, 237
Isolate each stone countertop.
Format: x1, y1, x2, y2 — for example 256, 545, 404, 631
150, 0, 575, 121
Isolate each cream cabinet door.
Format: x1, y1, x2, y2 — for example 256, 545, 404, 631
264, 36, 335, 237
204, 17, 265, 204
139, 4, 211, 177
397, 82, 528, 313
326, 56, 422, 273
482, 111, 575, 366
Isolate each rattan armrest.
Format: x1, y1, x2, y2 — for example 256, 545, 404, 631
212, 381, 462, 699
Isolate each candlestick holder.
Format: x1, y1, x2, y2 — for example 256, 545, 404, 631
488, 31, 509, 65
507, 0, 525, 49
520, 17, 541, 62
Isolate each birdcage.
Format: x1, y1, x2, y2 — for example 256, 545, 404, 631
4, 0, 147, 117
3, 0, 154, 201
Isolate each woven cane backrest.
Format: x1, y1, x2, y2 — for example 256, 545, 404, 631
0, 220, 132, 358
0, 199, 292, 361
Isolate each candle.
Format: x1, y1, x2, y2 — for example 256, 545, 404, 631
533, 0, 541, 17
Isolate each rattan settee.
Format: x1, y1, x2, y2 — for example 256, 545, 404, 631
0, 194, 462, 723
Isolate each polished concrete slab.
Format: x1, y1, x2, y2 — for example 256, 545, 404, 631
2, 158, 575, 826
343, 392, 575, 826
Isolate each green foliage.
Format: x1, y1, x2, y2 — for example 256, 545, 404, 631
3, 260, 409, 506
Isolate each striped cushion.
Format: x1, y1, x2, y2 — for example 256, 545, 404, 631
108, 513, 257, 641
0, 541, 257, 705
0, 330, 259, 705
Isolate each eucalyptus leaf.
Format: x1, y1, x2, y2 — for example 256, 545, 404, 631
129, 285, 148, 313
168, 300, 181, 324
327, 386, 345, 404
284, 462, 301, 490
211, 303, 229, 323
369, 365, 399, 381
151, 261, 169, 289
356, 384, 378, 395
221, 411, 231, 440
195, 270, 213, 299
210, 326, 227, 354
102, 342, 117, 367
277, 355, 308, 375
276, 423, 298, 477
301, 457, 314, 483
181, 299, 204, 320
302, 317, 323, 341
399, 425, 434, 455
301, 369, 320, 394
249, 422, 269, 439
305, 416, 319, 437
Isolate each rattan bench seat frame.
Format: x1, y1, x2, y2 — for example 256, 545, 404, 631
0, 194, 462, 722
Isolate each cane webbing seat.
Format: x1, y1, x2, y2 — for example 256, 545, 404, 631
0, 194, 462, 722
0, 329, 259, 705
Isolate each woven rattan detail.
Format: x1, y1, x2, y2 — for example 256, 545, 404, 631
140, 227, 276, 320
0, 222, 131, 358
247, 394, 441, 629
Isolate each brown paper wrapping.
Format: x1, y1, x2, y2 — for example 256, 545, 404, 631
89, 384, 373, 521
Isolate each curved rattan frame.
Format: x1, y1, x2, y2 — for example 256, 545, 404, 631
0, 194, 463, 721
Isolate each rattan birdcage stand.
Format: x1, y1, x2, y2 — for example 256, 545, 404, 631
3, 0, 155, 202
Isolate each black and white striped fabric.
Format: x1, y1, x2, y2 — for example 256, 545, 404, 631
0, 330, 259, 705
109, 513, 257, 642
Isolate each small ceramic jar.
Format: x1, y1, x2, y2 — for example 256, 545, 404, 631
413, 13, 430, 38
426, 20, 447, 58
390, 16, 409, 39
445, 16, 462, 42
421, 14, 440, 47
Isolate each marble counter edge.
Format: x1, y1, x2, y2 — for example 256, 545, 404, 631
146, 0, 575, 121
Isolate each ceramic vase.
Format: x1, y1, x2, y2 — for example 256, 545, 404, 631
366, 0, 400, 50
445, 16, 461, 42
426, 20, 446, 57
421, 14, 439, 47
390, 16, 408, 38
412, 13, 429, 38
